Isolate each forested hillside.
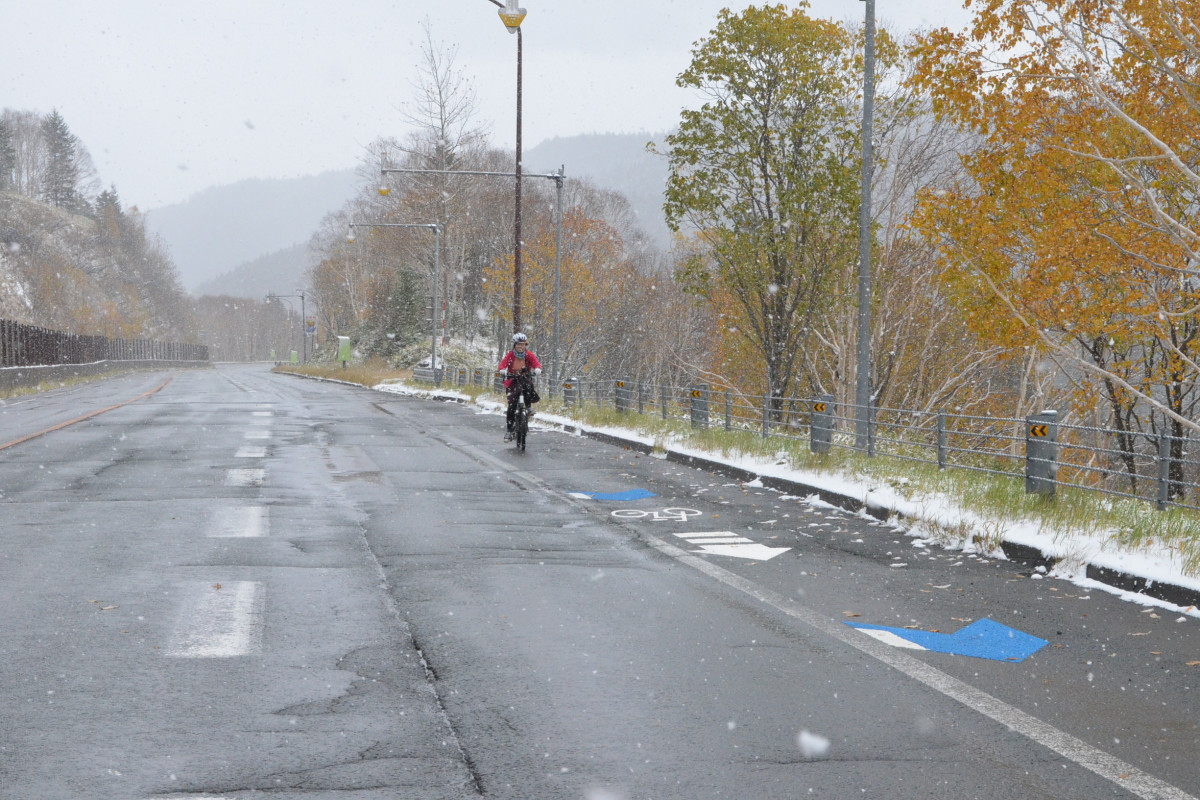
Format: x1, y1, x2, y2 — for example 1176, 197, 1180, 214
0, 107, 295, 357
0, 108, 190, 339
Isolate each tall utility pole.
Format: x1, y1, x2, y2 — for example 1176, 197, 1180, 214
855, 0, 876, 451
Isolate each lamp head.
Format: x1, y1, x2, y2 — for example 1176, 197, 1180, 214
499, 0, 526, 33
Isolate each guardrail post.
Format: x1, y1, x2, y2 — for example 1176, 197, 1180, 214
690, 384, 710, 429
725, 390, 732, 431
661, 384, 669, 420
937, 411, 947, 469
867, 402, 876, 457
637, 382, 646, 414
1025, 410, 1059, 495
563, 377, 578, 407
762, 396, 770, 438
1157, 434, 1172, 511
811, 395, 834, 454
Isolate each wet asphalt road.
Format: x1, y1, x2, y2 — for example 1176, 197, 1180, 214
0, 363, 1197, 800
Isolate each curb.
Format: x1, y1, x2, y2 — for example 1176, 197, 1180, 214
278, 371, 1200, 612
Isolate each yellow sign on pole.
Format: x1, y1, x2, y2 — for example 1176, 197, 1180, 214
814, 402, 827, 413
1030, 424, 1049, 438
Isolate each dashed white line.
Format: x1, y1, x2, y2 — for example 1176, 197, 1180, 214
207, 506, 269, 538
235, 445, 267, 458
165, 582, 264, 658
225, 468, 265, 487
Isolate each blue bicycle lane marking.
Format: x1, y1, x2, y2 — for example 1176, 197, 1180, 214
845, 618, 1048, 662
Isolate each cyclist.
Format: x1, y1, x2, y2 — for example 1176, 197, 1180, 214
497, 332, 542, 441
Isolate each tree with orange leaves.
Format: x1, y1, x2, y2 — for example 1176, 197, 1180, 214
910, 0, 1200, 487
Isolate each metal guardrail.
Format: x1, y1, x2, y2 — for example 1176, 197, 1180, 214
532, 375, 1200, 514
1, 318, 208, 367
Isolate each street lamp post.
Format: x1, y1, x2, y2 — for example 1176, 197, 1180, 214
380, 164, 566, 391
347, 221, 442, 381
855, 0, 876, 451
486, 0, 527, 333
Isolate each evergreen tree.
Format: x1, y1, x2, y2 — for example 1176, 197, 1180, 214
95, 185, 124, 236
40, 109, 81, 209
0, 117, 15, 193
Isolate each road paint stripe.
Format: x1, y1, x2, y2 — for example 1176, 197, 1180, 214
207, 506, 268, 538
235, 445, 267, 458
854, 627, 929, 650
243, 430, 270, 440
166, 582, 263, 658
252, 410, 273, 417
225, 468, 265, 487
0, 377, 172, 452
444, 433, 1197, 800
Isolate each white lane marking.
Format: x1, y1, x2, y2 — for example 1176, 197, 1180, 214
856, 628, 929, 650
252, 411, 273, 417
244, 430, 270, 440
235, 446, 267, 458
444, 435, 1197, 800
166, 582, 264, 658
225, 468, 265, 487
207, 506, 268, 538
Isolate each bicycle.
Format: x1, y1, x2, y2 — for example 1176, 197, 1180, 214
507, 371, 537, 452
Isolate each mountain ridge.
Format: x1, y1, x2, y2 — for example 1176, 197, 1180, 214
154, 133, 672, 299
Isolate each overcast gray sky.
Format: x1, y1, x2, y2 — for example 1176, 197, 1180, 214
3, 1, 973, 211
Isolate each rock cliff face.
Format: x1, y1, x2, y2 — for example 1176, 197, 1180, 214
0, 192, 190, 337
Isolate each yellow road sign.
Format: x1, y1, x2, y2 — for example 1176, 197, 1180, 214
814, 402, 827, 413
1030, 424, 1049, 437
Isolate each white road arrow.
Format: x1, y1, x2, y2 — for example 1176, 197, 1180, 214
674, 532, 791, 561
692, 543, 792, 561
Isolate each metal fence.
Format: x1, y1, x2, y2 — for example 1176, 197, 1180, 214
1, 318, 209, 367
538, 376, 1200, 514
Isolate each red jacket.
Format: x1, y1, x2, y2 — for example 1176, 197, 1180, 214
497, 349, 541, 388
